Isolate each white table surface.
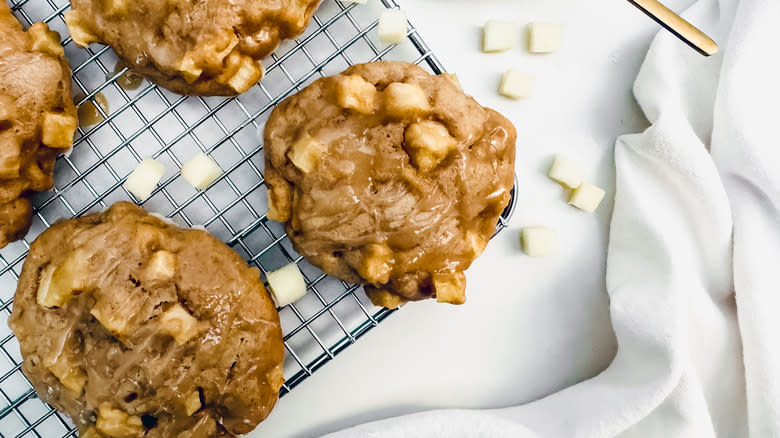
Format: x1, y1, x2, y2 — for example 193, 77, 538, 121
254, 0, 694, 436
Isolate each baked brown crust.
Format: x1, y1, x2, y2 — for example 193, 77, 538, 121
9, 202, 284, 437
65, 0, 322, 96
0, 3, 78, 248
264, 61, 516, 306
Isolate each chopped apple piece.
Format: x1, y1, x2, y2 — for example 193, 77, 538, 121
0, 135, 22, 179
499, 69, 535, 100
185, 390, 201, 415
47, 357, 87, 395
336, 74, 378, 114
36, 265, 58, 307
288, 134, 325, 173
178, 30, 238, 82
124, 158, 165, 201
520, 226, 557, 257
204, 30, 240, 66
225, 56, 263, 93
365, 286, 406, 309
37, 250, 93, 308
216, 52, 243, 85
482, 20, 516, 53
41, 112, 77, 149
569, 182, 606, 212
266, 263, 307, 307
177, 55, 202, 84
547, 154, 585, 189
63, 11, 99, 47
145, 250, 177, 282
404, 121, 457, 172
181, 153, 222, 190
378, 9, 407, 45
433, 272, 466, 305
103, 0, 130, 17
90, 304, 132, 339
355, 244, 393, 284
383, 82, 429, 118
159, 304, 200, 345
28, 23, 64, 57
528, 22, 565, 53
96, 404, 144, 437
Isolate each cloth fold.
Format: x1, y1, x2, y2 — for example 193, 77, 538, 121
326, 0, 779, 436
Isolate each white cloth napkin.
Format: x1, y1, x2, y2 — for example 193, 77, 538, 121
325, 0, 780, 436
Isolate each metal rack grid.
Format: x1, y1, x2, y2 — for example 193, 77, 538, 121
0, 0, 517, 436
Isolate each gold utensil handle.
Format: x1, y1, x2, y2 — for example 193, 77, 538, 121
628, 0, 719, 56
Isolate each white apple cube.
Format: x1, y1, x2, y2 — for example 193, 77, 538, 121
569, 182, 606, 213
124, 158, 165, 200
378, 9, 407, 45
547, 154, 585, 188
181, 152, 222, 190
521, 226, 557, 257
266, 263, 308, 307
528, 22, 565, 53
499, 69, 535, 100
483, 20, 516, 53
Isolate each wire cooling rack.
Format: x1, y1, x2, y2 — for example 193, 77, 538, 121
0, 0, 517, 436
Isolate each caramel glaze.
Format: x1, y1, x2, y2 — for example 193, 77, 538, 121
264, 61, 516, 303
9, 203, 284, 437
77, 92, 109, 126
112, 62, 144, 91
